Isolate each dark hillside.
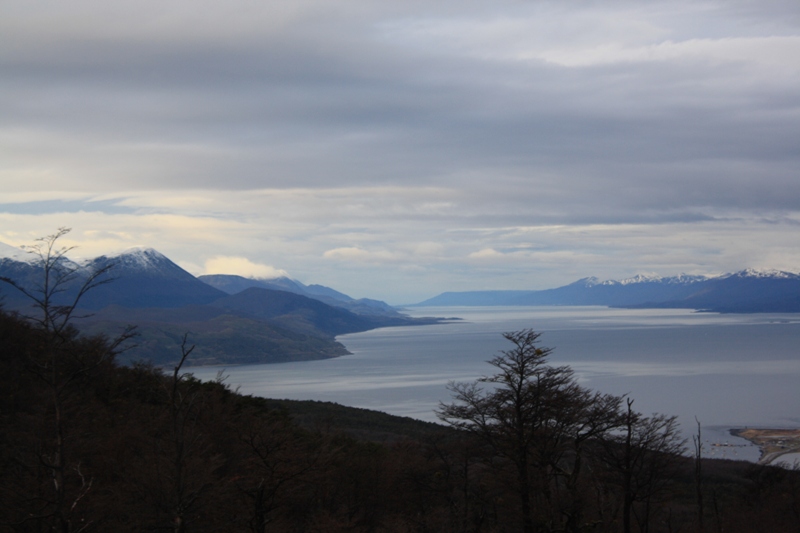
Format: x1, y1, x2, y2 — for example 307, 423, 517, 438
78, 304, 352, 366
210, 287, 381, 337
1, 309, 799, 532
258, 398, 449, 442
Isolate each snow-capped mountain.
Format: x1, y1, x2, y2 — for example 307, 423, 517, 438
572, 273, 708, 288
85, 247, 202, 282
0, 245, 226, 310
0, 244, 401, 316
610, 274, 709, 286
414, 270, 800, 312
87, 247, 174, 271
649, 269, 800, 312
76, 248, 227, 309
0, 241, 31, 262
721, 268, 800, 280
0, 242, 436, 366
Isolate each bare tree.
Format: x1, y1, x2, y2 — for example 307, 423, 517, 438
596, 399, 686, 533
694, 417, 704, 532
0, 228, 135, 532
437, 329, 623, 533
0, 227, 115, 339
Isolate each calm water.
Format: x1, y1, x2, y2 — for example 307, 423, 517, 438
190, 306, 800, 462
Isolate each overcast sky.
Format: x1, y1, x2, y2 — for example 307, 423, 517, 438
2, 0, 799, 303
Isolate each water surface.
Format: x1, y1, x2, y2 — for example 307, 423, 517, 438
190, 306, 800, 462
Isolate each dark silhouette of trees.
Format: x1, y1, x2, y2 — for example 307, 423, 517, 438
0, 229, 134, 532
596, 398, 686, 533
234, 402, 325, 532
437, 329, 625, 533
693, 418, 705, 532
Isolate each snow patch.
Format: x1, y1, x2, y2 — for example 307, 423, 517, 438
617, 274, 663, 285
0, 241, 32, 262
596, 273, 709, 286
91, 247, 170, 271
725, 268, 800, 279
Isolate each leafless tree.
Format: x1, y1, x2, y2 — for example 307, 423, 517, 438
596, 398, 686, 533
0, 228, 135, 532
437, 329, 624, 533
1, 227, 116, 339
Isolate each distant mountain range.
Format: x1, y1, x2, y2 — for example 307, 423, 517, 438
199, 273, 402, 317
4, 239, 798, 367
413, 270, 800, 313
0, 246, 439, 367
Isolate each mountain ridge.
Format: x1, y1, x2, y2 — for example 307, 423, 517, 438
0, 244, 438, 367
413, 269, 800, 313
198, 273, 404, 317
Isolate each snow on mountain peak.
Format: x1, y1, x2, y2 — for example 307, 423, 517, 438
0, 241, 33, 262
0, 241, 81, 268
617, 273, 663, 285
593, 273, 709, 286
91, 247, 172, 271
661, 274, 709, 284
727, 268, 799, 279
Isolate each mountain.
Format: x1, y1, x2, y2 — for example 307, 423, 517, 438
633, 269, 800, 313
303, 283, 353, 302
198, 273, 405, 318
0, 257, 41, 309
0, 241, 35, 262
198, 274, 308, 296
413, 275, 708, 307
76, 248, 228, 309
0, 244, 441, 367
413, 270, 800, 313
1, 247, 227, 311
210, 287, 385, 337
0, 243, 88, 310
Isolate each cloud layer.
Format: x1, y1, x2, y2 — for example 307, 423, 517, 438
2, 0, 799, 302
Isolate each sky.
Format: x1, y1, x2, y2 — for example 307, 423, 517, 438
2, 0, 799, 303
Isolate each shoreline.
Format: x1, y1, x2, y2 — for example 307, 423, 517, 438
730, 428, 800, 465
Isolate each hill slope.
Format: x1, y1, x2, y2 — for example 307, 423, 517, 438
1, 245, 437, 366
199, 273, 404, 317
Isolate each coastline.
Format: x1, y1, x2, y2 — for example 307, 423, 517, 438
730, 428, 800, 465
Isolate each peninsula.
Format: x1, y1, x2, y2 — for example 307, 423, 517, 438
731, 428, 800, 465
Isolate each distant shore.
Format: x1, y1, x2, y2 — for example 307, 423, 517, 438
730, 428, 800, 465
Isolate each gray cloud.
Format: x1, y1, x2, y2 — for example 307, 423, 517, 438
1, 0, 799, 301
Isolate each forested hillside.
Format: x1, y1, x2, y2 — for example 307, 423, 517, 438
2, 309, 799, 532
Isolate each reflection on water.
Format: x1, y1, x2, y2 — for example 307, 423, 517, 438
190, 306, 800, 460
